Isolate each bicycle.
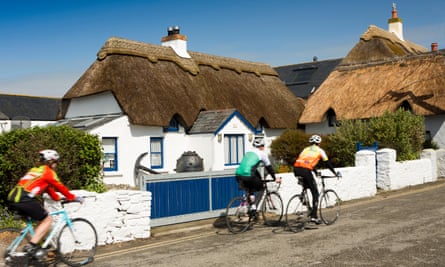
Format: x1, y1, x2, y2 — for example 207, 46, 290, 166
285, 172, 341, 233
0, 199, 98, 267
225, 177, 283, 234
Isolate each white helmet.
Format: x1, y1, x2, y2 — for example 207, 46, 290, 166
39, 149, 60, 163
309, 135, 322, 144
253, 138, 265, 147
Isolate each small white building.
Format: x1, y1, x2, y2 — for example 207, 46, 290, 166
0, 94, 60, 133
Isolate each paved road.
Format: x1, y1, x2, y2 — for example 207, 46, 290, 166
92, 180, 445, 267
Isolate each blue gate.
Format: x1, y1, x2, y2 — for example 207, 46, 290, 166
142, 170, 242, 226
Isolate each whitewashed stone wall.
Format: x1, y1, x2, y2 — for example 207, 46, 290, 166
435, 149, 445, 178
275, 149, 377, 206
45, 189, 151, 246
377, 148, 435, 190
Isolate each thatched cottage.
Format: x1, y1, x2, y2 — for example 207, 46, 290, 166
299, 5, 445, 148
57, 27, 304, 186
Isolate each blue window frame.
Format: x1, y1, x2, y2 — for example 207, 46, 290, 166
255, 123, 263, 134
150, 137, 163, 169
163, 118, 179, 132
224, 134, 244, 166
102, 137, 118, 171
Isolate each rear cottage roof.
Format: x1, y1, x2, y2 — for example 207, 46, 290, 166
299, 24, 445, 124
299, 52, 445, 124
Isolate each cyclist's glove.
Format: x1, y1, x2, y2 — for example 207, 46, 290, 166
75, 196, 84, 203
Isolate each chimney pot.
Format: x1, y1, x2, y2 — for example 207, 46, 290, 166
431, 42, 438, 52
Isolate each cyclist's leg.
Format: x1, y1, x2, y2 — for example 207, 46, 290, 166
294, 167, 310, 195
306, 174, 320, 219
297, 169, 319, 219
9, 199, 51, 252
251, 172, 265, 208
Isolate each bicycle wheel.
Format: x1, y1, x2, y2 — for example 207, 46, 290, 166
285, 194, 308, 233
261, 192, 283, 226
57, 218, 97, 267
319, 189, 341, 225
225, 196, 251, 234
0, 228, 30, 266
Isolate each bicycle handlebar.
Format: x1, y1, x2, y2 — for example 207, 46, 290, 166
318, 175, 340, 179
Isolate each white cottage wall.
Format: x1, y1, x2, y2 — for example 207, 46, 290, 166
163, 127, 189, 173
90, 116, 162, 186
304, 121, 335, 135
184, 134, 213, 171
64, 92, 122, 118
216, 115, 255, 171
425, 114, 445, 149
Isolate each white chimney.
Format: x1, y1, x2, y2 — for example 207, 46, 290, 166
161, 26, 191, 58
388, 3, 404, 41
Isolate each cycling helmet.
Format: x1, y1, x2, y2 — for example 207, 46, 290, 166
39, 149, 60, 163
253, 138, 265, 147
309, 134, 322, 144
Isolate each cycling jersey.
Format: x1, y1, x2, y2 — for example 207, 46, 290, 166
235, 149, 271, 177
8, 165, 76, 203
294, 144, 329, 170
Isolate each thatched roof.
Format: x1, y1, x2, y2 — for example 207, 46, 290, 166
299, 24, 442, 124
61, 37, 304, 129
340, 25, 428, 66
299, 51, 445, 124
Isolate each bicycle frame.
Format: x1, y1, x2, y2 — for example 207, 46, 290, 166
7, 209, 73, 254
256, 179, 280, 209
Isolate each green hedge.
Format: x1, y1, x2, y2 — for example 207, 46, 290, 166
271, 109, 426, 168
0, 125, 106, 207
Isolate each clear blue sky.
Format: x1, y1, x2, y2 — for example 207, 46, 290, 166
1, 0, 444, 97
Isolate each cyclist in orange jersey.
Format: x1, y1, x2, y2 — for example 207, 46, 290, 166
293, 135, 339, 224
7, 149, 83, 258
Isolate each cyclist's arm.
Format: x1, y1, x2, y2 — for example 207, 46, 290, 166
265, 164, 277, 180
325, 160, 337, 176
320, 148, 337, 176
44, 171, 76, 201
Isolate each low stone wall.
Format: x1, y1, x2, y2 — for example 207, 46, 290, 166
377, 148, 437, 190
45, 189, 151, 245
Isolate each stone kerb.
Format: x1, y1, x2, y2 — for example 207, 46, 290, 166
45, 189, 151, 246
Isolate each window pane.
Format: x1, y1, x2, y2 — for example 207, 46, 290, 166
150, 138, 163, 168
237, 136, 244, 162
151, 141, 161, 152
102, 137, 117, 171
230, 137, 237, 164
224, 134, 244, 165
224, 136, 230, 164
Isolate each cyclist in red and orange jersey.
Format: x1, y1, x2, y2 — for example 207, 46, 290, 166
293, 135, 339, 224
7, 149, 83, 258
